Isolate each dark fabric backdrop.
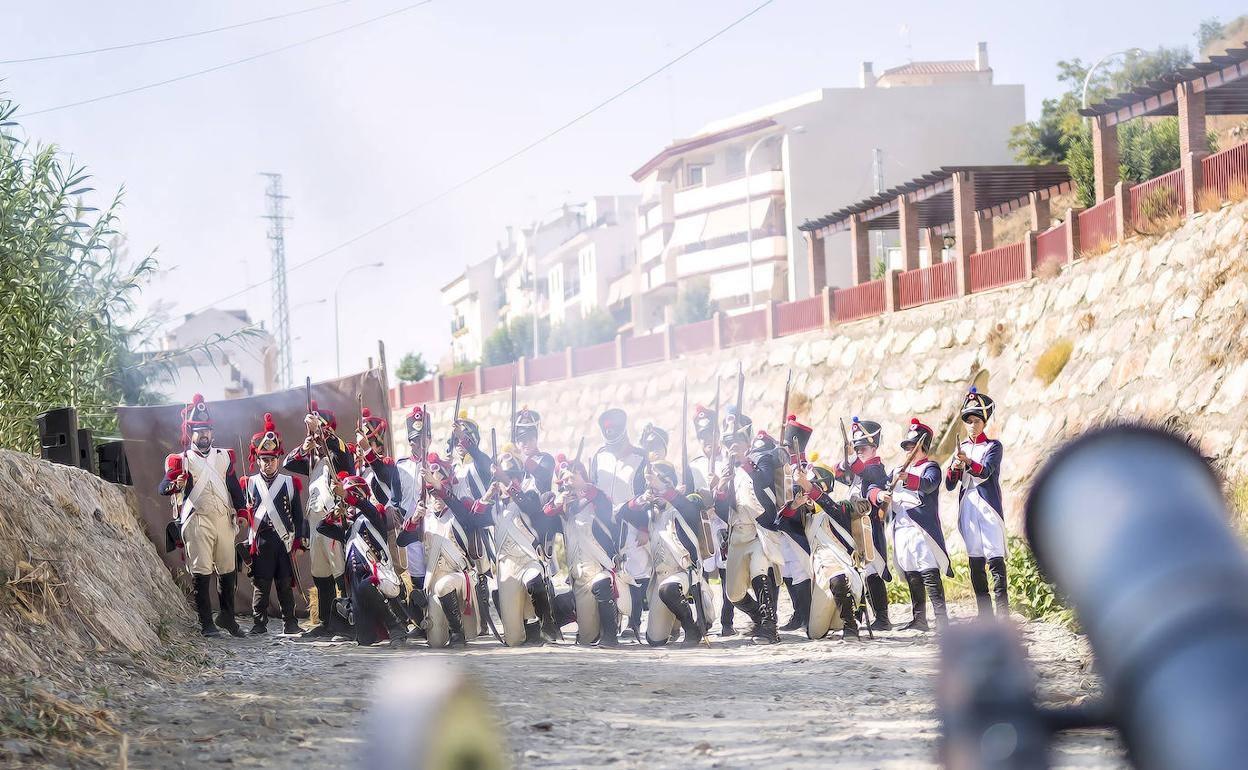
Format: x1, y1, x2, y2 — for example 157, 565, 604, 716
117, 368, 390, 613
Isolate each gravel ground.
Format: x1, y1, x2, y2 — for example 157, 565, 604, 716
96, 600, 1126, 770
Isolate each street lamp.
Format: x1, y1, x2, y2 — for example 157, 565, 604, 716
1082, 48, 1144, 111
334, 262, 384, 376
293, 298, 327, 313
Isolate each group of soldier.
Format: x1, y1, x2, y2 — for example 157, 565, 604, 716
159, 384, 1009, 648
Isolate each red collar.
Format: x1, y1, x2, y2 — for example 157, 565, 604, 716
973, 433, 989, 444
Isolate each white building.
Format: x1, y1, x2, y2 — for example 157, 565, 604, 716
628, 42, 1024, 330
159, 309, 278, 400
440, 197, 640, 364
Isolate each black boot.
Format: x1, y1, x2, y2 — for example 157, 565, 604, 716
968, 557, 993, 618
333, 575, 355, 639
250, 576, 272, 635
751, 574, 779, 644
718, 569, 736, 636
628, 582, 646, 642
303, 576, 338, 637
275, 576, 297, 635
866, 573, 892, 631
831, 576, 859, 641
783, 580, 810, 632
779, 577, 798, 630
988, 557, 1010, 618
217, 572, 245, 637
900, 571, 929, 631
733, 591, 763, 636
592, 579, 619, 647
526, 577, 558, 642
657, 583, 703, 647
193, 574, 219, 636
384, 599, 411, 647
441, 593, 466, 646
408, 577, 428, 634
923, 569, 949, 632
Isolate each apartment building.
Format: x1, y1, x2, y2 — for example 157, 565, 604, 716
628, 42, 1024, 331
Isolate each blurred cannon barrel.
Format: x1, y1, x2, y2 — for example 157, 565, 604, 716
1025, 424, 1248, 770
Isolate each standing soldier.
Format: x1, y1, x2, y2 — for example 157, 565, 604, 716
777, 416, 813, 632
713, 408, 785, 644
619, 461, 709, 647
946, 388, 1009, 618
834, 418, 893, 631
591, 408, 649, 641
514, 408, 556, 495
396, 406, 431, 629
356, 407, 405, 576
158, 394, 250, 637
283, 400, 356, 638
543, 456, 629, 646
874, 419, 952, 632
242, 413, 305, 636
687, 405, 733, 636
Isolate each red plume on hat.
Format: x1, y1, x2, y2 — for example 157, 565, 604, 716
179, 393, 212, 446
360, 406, 387, 443
310, 399, 337, 430
248, 412, 284, 470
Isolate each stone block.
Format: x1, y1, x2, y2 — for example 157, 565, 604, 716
1081, 358, 1114, 395
1209, 361, 1248, 415
954, 319, 975, 345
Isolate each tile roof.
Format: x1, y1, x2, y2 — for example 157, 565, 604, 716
881, 60, 978, 77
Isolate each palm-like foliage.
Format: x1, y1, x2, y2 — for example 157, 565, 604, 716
0, 95, 158, 451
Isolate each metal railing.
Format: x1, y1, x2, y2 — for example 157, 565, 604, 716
968, 242, 1028, 293
834, 279, 886, 322
898, 261, 958, 310
1078, 197, 1117, 254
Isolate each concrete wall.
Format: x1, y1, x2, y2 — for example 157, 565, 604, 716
396, 201, 1248, 541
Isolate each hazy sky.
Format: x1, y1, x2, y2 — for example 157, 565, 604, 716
5, 0, 1240, 384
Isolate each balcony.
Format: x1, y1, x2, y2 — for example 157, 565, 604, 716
673, 169, 784, 216
450, 317, 468, 337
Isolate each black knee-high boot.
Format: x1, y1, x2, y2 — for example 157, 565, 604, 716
591, 579, 619, 647
779, 577, 798, 630
718, 568, 735, 635
440, 592, 466, 646
216, 572, 245, 637
866, 573, 892, 631
408, 576, 427, 635
987, 557, 1009, 617
304, 576, 338, 637
922, 569, 949, 631
275, 578, 298, 634
830, 575, 859, 640
900, 571, 928, 631
751, 573, 779, 644
968, 557, 993, 617
526, 577, 558, 641
250, 576, 273, 634
656, 583, 703, 647
193, 574, 218, 636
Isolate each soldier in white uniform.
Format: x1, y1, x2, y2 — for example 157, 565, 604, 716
470, 453, 560, 646
777, 416, 814, 632
543, 457, 630, 646
712, 408, 785, 644
158, 394, 249, 637
282, 400, 356, 638
687, 405, 733, 636
398, 453, 483, 648
945, 388, 1009, 619
590, 408, 648, 641
619, 461, 709, 647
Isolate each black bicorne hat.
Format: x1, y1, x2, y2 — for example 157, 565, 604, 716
850, 417, 882, 449
960, 387, 995, 423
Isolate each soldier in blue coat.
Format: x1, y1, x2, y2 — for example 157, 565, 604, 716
946, 388, 1009, 619
873, 419, 951, 632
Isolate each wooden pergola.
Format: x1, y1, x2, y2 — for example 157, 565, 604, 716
800, 165, 1070, 291
1079, 44, 1248, 206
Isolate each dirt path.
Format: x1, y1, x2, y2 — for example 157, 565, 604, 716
111, 604, 1124, 769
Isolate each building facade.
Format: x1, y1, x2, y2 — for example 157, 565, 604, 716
628, 42, 1023, 331
158, 309, 278, 400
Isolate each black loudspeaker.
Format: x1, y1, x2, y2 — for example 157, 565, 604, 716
36, 408, 79, 467
77, 429, 96, 474
97, 440, 132, 486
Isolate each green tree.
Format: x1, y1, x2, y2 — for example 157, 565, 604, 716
481, 315, 535, 365
395, 351, 429, 382
547, 307, 618, 350
1197, 18, 1226, 52
673, 280, 717, 325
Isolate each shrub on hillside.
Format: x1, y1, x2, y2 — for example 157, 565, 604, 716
1034, 338, 1073, 385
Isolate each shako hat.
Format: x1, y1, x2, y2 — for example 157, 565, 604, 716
850, 416, 882, 449
960, 387, 995, 424
901, 417, 934, 452
180, 393, 213, 446
249, 412, 284, 469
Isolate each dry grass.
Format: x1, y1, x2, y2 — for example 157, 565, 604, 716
985, 323, 1009, 357
1197, 187, 1225, 213
1035, 257, 1063, 280
1034, 338, 1073, 386
1133, 188, 1184, 236
1079, 237, 1115, 259
1230, 477, 1248, 539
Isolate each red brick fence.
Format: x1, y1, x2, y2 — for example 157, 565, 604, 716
394, 140, 1248, 407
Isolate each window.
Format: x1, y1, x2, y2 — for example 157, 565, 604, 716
725, 146, 745, 177
683, 163, 707, 188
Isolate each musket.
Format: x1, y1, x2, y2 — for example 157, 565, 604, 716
779, 369, 792, 506
573, 436, 585, 466
509, 377, 518, 446
839, 417, 852, 487
877, 443, 923, 522
451, 381, 464, 444
709, 379, 720, 478
680, 379, 690, 492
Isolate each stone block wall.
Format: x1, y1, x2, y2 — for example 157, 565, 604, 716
397, 202, 1248, 538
